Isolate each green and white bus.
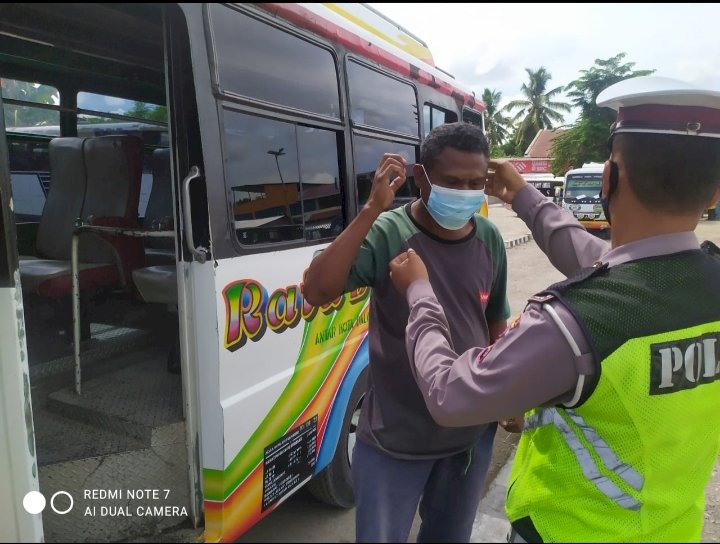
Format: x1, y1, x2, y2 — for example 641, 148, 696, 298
562, 163, 610, 237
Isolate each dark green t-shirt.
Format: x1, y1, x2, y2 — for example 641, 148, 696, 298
346, 203, 510, 458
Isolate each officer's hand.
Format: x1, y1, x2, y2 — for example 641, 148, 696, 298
365, 153, 407, 215
389, 249, 429, 297
485, 160, 528, 205
499, 415, 524, 433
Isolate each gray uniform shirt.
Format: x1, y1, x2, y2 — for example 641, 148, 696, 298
405, 185, 703, 425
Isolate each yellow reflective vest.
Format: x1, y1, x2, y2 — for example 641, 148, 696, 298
506, 249, 720, 542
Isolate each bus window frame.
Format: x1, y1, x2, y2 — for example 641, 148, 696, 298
344, 55, 421, 141
349, 127, 420, 210
462, 106, 485, 132
422, 103, 458, 138
344, 56, 421, 210
216, 103, 348, 254
204, 3, 357, 257
0, 95, 19, 288
204, 3, 345, 126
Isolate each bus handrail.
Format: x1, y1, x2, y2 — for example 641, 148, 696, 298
182, 166, 208, 263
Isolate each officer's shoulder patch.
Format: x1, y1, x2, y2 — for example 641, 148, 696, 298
528, 294, 555, 304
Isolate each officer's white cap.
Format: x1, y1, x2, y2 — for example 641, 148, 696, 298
596, 76, 720, 138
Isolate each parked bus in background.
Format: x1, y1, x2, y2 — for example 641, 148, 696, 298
521, 173, 564, 203
561, 163, 610, 237
0, 4, 487, 543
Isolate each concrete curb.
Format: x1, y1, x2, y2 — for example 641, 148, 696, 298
503, 233, 533, 249
472, 455, 513, 542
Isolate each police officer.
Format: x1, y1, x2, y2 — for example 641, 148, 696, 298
387, 75, 720, 542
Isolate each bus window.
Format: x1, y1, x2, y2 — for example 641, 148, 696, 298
1, 78, 60, 136
353, 135, 417, 209
77, 92, 168, 125
347, 60, 419, 137
2, 79, 58, 225
423, 104, 457, 137
209, 4, 340, 119
224, 111, 343, 245
463, 107, 484, 129
297, 126, 344, 240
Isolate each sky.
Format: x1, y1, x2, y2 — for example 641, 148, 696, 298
367, 3, 720, 125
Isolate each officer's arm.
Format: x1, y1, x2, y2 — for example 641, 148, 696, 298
512, 185, 608, 276
403, 280, 594, 427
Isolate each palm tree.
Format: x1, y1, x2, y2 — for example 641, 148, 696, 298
505, 67, 571, 153
481, 88, 512, 148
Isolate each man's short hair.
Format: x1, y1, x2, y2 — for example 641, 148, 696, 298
420, 122, 489, 170
615, 133, 720, 214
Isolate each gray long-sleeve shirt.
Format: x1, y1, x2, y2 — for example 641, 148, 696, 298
405, 184, 703, 426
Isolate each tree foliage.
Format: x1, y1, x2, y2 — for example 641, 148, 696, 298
2, 78, 59, 128
505, 67, 571, 153
2, 78, 168, 130
482, 88, 512, 149
550, 53, 654, 175
126, 102, 168, 123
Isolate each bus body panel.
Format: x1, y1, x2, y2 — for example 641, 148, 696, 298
0, 279, 43, 542
195, 247, 369, 541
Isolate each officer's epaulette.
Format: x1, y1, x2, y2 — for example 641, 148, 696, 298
528, 294, 555, 304
701, 240, 720, 257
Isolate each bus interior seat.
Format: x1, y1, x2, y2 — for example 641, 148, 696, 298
132, 265, 177, 306
132, 264, 180, 373
27, 137, 86, 263
19, 135, 145, 299
142, 148, 176, 266
130, 148, 179, 371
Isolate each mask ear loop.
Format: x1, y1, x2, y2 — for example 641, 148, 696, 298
419, 164, 432, 201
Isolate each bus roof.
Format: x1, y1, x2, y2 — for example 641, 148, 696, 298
565, 163, 604, 176
255, 3, 485, 114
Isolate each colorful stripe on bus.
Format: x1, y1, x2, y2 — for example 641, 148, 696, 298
204, 284, 370, 542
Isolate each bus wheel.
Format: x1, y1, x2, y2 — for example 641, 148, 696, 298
307, 369, 367, 508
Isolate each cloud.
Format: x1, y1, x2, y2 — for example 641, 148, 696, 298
368, 3, 720, 126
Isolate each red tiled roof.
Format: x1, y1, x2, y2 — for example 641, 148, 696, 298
525, 129, 564, 158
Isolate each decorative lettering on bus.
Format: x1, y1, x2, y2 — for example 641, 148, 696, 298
223, 280, 370, 351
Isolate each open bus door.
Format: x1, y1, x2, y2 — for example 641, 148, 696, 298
176, 5, 372, 540
0, 88, 43, 543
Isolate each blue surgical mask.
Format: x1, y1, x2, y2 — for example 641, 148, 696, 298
421, 165, 486, 230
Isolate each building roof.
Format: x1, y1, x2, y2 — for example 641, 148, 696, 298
524, 128, 564, 158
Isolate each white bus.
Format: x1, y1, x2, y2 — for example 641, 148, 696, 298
562, 163, 610, 237
0, 3, 487, 542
